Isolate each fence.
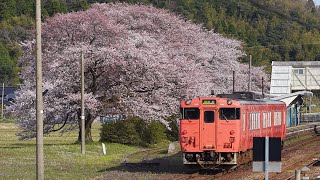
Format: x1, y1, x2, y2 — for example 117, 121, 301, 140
98, 114, 126, 124
301, 113, 320, 122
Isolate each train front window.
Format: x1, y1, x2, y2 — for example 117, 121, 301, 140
219, 108, 240, 120
180, 108, 200, 120
204, 111, 214, 123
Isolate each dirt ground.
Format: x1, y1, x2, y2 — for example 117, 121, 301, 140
95, 135, 320, 180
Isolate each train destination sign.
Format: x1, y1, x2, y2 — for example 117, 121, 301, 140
202, 100, 216, 105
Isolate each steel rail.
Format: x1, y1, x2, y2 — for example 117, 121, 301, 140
284, 159, 320, 180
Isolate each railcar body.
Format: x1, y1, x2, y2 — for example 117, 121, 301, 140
179, 92, 286, 167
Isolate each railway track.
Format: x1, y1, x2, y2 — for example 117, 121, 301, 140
269, 135, 320, 180
284, 159, 320, 180
183, 123, 320, 180
284, 134, 319, 152
286, 122, 320, 139
112, 122, 320, 180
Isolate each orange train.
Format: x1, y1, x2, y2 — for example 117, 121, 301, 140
179, 92, 286, 167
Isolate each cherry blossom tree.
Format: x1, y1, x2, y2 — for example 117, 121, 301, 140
11, 3, 268, 141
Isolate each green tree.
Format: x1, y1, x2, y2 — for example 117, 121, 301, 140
143, 121, 167, 145
67, 0, 89, 11
45, 0, 67, 16
0, 43, 16, 84
0, 0, 16, 20
15, 0, 34, 17
202, 1, 215, 30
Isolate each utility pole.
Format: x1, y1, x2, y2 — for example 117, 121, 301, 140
248, 55, 252, 92
1, 83, 4, 119
262, 77, 264, 98
36, 0, 44, 178
233, 71, 235, 93
81, 51, 85, 154
265, 136, 269, 180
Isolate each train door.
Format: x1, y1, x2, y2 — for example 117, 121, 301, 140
241, 111, 248, 150
201, 109, 216, 149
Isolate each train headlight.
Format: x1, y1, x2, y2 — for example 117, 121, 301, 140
185, 100, 192, 105
227, 99, 232, 105
185, 153, 194, 161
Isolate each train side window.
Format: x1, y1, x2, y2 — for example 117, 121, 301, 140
249, 113, 252, 130
204, 111, 214, 123
268, 112, 271, 127
249, 113, 254, 130
219, 108, 240, 120
255, 113, 258, 129
263, 112, 266, 128
258, 112, 260, 129
279, 112, 282, 125
253, 113, 256, 129
274, 111, 281, 126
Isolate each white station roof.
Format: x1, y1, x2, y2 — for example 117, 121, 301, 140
270, 91, 313, 107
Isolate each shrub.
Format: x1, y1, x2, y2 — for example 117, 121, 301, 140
100, 117, 168, 146
100, 117, 142, 145
143, 120, 167, 145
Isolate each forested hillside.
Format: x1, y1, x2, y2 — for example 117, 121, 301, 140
171, 0, 320, 72
1, 0, 320, 85
0, 0, 89, 85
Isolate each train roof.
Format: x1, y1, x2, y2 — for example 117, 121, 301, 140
237, 99, 285, 105
216, 92, 285, 105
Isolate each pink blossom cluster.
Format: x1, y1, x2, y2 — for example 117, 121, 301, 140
11, 3, 268, 138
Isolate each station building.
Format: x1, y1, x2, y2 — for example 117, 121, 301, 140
270, 61, 320, 127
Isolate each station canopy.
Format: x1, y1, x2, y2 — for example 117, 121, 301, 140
270, 91, 313, 107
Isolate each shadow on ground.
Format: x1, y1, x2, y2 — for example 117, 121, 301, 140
98, 151, 223, 176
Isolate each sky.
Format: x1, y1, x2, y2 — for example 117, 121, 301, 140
315, 0, 320, 6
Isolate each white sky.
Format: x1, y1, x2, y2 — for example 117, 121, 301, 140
314, 0, 320, 5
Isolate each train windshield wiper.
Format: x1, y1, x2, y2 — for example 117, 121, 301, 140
221, 112, 229, 122
187, 115, 190, 122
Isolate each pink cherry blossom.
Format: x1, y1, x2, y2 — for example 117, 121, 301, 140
10, 3, 268, 140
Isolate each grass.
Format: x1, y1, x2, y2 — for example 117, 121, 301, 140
284, 133, 314, 147
0, 121, 146, 180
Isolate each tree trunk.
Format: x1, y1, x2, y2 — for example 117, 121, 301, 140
77, 109, 94, 143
